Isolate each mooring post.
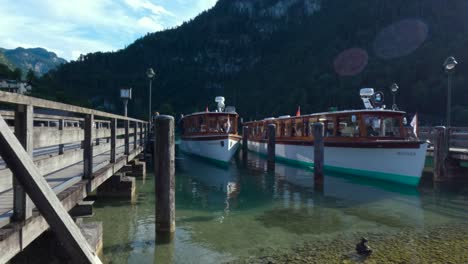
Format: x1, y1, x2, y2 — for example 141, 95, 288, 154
313, 122, 324, 190
13, 104, 33, 221
124, 119, 130, 155
58, 119, 65, 155
83, 114, 94, 179
110, 118, 117, 163
433, 126, 449, 182
242, 126, 249, 160
154, 115, 175, 242
267, 124, 276, 171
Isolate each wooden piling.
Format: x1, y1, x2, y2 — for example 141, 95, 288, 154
313, 122, 324, 189
267, 124, 276, 171
154, 115, 175, 240
242, 126, 248, 160
433, 126, 449, 182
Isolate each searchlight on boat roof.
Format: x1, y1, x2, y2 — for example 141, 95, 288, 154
215, 96, 225, 112
360, 88, 375, 110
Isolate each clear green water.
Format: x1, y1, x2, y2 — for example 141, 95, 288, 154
88, 153, 468, 263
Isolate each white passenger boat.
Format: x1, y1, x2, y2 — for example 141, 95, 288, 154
244, 89, 428, 186
180, 97, 241, 163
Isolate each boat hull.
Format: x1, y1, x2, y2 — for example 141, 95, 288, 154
246, 140, 428, 186
180, 135, 241, 163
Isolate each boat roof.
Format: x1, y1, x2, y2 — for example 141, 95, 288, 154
182, 111, 239, 119
245, 109, 406, 123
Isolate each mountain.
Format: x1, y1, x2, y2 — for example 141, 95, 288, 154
37, 0, 468, 125
0, 47, 67, 77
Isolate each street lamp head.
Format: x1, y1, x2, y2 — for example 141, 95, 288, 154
390, 83, 399, 94
444, 56, 458, 71
146, 68, 155, 79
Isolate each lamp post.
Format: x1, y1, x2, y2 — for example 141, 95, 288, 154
390, 83, 399, 111
120, 88, 132, 117
443, 56, 457, 127
146, 68, 155, 126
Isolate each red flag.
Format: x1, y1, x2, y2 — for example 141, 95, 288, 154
206, 106, 209, 112
296, 106, 301, 117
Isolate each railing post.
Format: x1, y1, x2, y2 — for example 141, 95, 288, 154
267, 124, 276, 171
154, 116, 175, 242
110, 118, 117, 163
133, 121, 138, 151
140, 122, 144, 147
313, 122, 324, 191
83, 114, 94, 179
13, 104, 33, 221
124, 119, 130, 155
58, 119, 65, 155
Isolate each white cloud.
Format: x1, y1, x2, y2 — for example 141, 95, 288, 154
138, 16, 165, 32
0, 0, 218, 60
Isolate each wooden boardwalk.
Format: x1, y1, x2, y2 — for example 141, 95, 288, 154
0, 91, 148, 263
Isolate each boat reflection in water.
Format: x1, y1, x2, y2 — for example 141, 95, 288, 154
245, 152, 427, 228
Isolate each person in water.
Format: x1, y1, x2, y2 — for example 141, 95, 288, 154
356, 237, 372, 256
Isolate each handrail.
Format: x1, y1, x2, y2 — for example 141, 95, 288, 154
0, 91, 147, 123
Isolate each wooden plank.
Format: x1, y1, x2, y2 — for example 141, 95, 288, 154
34, 128, 84, 148
13, 105, 33, 221
0, 116, 101, 263
0, 91, 146, 123
433, 127, 449, 182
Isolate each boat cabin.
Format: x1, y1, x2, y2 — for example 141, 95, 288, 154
182, 112, 239, 137
245, 110, 412, 142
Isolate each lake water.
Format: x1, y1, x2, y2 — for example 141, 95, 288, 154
88, 152, 468, 263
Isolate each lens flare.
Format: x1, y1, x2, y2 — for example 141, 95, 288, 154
333, 48, 369, 76
373, 18, 429, 59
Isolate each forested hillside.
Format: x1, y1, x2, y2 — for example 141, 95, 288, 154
35, 0, 468, 125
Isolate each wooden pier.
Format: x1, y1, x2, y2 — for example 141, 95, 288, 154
0, 91, 148, 263
420, 126, 468, 182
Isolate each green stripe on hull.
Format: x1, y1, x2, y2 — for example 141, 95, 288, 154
248, 149, 420, 186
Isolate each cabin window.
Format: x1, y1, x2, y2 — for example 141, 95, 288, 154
319, 117, 334, 137
284, 120, 292, 137
382, 117, 401, 137
364, 115, 401, 137
337, 115, 360, 137
292, 119, 302, 137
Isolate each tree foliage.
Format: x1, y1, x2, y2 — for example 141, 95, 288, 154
34, 0, 468, 125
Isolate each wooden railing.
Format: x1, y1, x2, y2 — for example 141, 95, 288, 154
0, 91, 148, 222
419, 126, 468, 148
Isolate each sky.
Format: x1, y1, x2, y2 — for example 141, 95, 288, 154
0, 0, 218, 61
